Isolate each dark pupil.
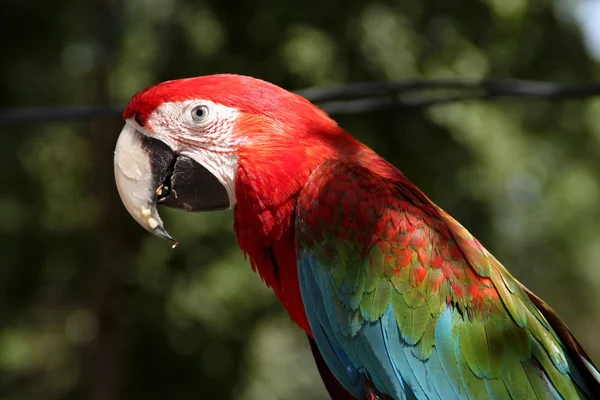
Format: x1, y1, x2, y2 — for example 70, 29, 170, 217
195, 107, 205, 118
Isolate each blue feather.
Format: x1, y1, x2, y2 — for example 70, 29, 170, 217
299, 255, 366, 398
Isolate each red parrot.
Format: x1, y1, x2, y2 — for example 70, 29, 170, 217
114, 74, 600, 399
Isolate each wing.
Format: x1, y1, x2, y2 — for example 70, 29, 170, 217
308, 335, 374, 400
296, 160, 600, 400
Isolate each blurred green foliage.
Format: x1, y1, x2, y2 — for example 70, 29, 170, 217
1, 0, 600, 399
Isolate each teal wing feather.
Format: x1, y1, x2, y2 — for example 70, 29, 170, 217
295, 160, 600, 400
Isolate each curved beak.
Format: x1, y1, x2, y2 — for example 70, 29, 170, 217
114, 123, 230, 242
114, 124, 176, 240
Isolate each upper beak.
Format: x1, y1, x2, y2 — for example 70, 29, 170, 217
114, 123, 230, 242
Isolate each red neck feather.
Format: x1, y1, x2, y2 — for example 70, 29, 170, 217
233, 116, 346, 331
231, 110, 404, 331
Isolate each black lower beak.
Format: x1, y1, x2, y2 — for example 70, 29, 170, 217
157, 155, 230, 212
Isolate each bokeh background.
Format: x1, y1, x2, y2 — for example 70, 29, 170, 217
2, 1, 600, 399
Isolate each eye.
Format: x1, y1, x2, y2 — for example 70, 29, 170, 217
191, 104, 210, 122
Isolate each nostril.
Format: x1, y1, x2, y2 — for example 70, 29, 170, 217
134, 113, 144, 127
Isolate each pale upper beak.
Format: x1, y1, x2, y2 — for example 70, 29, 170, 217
114, 123, 176, 240
114, 122, 231, 242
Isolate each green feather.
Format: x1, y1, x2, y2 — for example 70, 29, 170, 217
459, 322, 485, 379
370, 243, 386, 277
347, 268, 366, 309
456, 332, 491, 399
490, 272, 528, 328
390, 264, 411, 294
531, 338, 579, 399
344, 254, 361, 293
503, 323, 531, 362
523, 361, 556, 400
484, 319, 505, 379
391, 289, 430, 346
364, 256, 379, 293
331, 244, 349, 284
372, 281, 392, 320
526, 312, 569, 374
403, 286, 426, 309
360, 279, 390, 321
501, 351, 536, 399
412, 319, 436, 361
483, 378, 512, 400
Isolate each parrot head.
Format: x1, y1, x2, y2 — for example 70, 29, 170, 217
114, 74, 352, 241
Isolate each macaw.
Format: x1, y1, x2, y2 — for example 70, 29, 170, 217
114, 74, 600, 399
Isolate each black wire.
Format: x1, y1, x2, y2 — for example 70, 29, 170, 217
2, 79, 600, 125
0, 106, 123, 125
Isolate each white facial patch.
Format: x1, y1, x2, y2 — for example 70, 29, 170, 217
140, 99, 246, 208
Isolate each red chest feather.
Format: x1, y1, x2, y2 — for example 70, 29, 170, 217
234, 164, 312, 334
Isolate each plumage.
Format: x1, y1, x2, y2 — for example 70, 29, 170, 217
296, 160, 600, 399
116, 74, 600, 399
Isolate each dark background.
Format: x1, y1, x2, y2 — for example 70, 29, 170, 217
1, 1, 600, 399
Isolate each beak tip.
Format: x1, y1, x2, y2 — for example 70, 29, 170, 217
153, 225, 177, 242
140, 206, 176, 242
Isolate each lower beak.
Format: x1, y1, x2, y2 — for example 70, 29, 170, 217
113, 123, 230, 241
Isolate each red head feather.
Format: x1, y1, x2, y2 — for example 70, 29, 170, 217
123, 74, 334, 129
